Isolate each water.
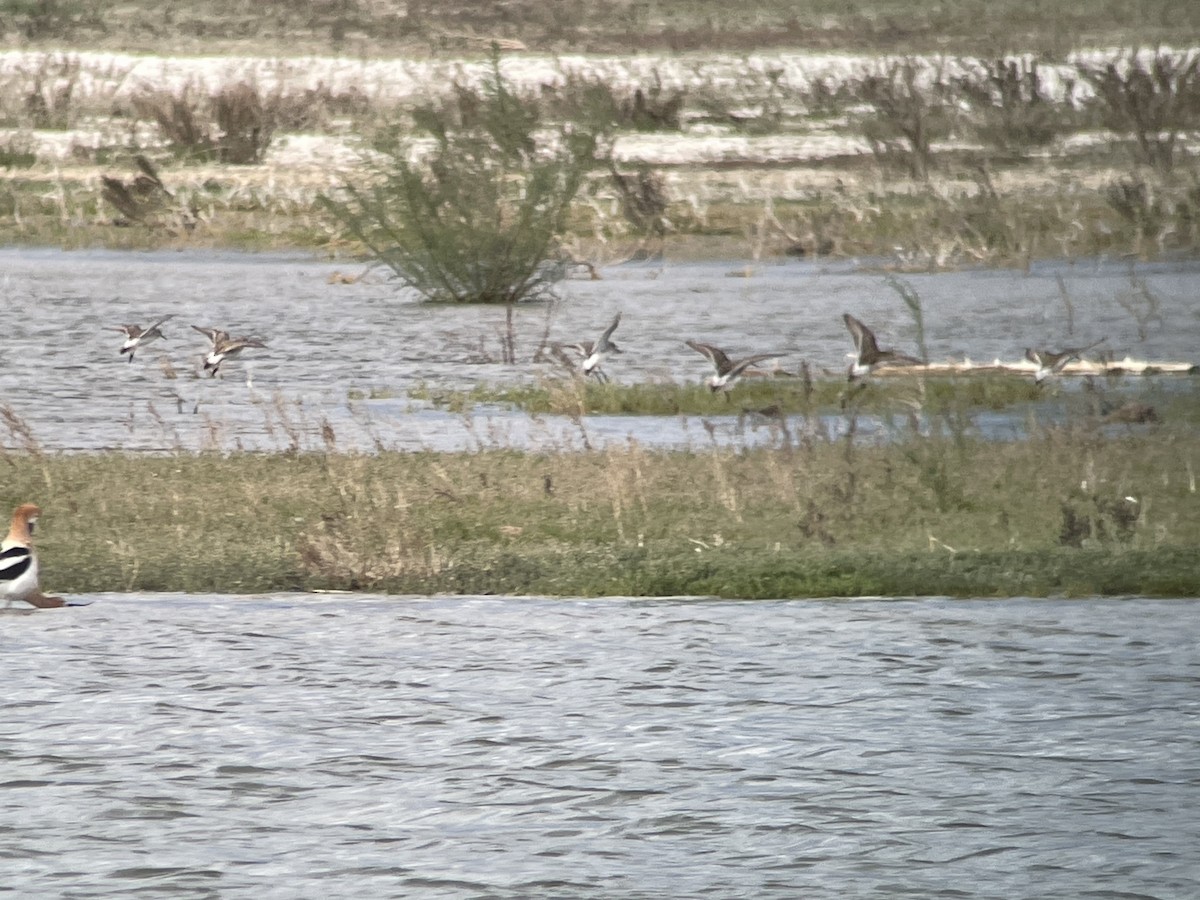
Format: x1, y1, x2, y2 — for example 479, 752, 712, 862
3, 248, 1197, 452
3, 594, 1199, 898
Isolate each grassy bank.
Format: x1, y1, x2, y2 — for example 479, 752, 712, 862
9, 424, 1199, 599
413, 375, 1055, 417
6, 164, 1199, 267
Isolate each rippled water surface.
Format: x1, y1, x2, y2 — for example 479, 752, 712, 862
4, 594, 1199, 898
3, 248, 1198, 451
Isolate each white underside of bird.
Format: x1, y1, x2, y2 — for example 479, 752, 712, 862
0, 545, 38, 604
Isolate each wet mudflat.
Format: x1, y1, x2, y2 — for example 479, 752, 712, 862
3, 247, 1197, 452
4, 593, 1199, 898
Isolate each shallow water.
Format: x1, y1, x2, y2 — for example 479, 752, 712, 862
4, 594, 1199, 898
3, 248, 1197, 452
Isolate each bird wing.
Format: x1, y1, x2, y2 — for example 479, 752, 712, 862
224, 337, 268, 352
596, 312, 622, 349
843, 313, 881, 359
727, 353, 783, 379
1064, 338, 1106, 357
686, 340, 732, 374
568, 341, 594, 358
192, 325, 229, 346
0, 545, 32, 583
144, 314, 173, 336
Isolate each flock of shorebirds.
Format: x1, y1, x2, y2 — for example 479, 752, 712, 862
0, 306, 1113, 611
107, 309, 1109, 388
111, 316, 268, 377
556, 310, 1108, 389
2, 317, 270, 610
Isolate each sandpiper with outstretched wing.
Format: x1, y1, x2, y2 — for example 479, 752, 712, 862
1024, 339, 1105, 383
192, 325, 267, 377
685, 340, 783, 394
560, 312, 623, 382
110, 315, 172, 363
581, 312, 623, 382
842, 313, 923, 381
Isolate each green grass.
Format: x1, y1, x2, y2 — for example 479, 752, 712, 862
413, 376, 1050, 417
7, 423, 1199, 599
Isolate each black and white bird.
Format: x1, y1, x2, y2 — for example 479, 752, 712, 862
192, 325, 268, 377
564, 313, 623, 382
685, 340, 783, 394
110, 315, 172, 363
1024, 339, 1105, 384
1, 503, 73, 608
842, 313, 923, 381
1, 503, 60, 608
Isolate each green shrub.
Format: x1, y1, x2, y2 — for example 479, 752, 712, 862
321, 50, 612, 304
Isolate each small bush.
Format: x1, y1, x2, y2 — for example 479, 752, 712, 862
132, 81, 276, 164
856, 58, 956, 180
270, 82, 370, 133
22, 54, 80, 129
607, 161, 670, 239
321, 50, 612, 304
693, 67, 787, 134
131, 84, 215, 161
957, 57, 1079, 155
212, 82, 274, 164
1080, 48, 1200, 173
544, 69, 686, 132
1104, 174, 1200, 255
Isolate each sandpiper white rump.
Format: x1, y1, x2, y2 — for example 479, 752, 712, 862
685, 340, 783, 393
842, 313, 923, 381
560, 313, 623, 382
110, 315, 172, 363
1024, 339, 1105, 383
192, 325, 268, 377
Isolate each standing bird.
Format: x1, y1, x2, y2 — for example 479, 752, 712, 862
685, 340, 783, 394
192, 325, 268, 377
574, 313, 623, 382
1024, 339, 1105, 384
110, 315, 172, 363
1, 503, 63, 608
842, 313, 923, 381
